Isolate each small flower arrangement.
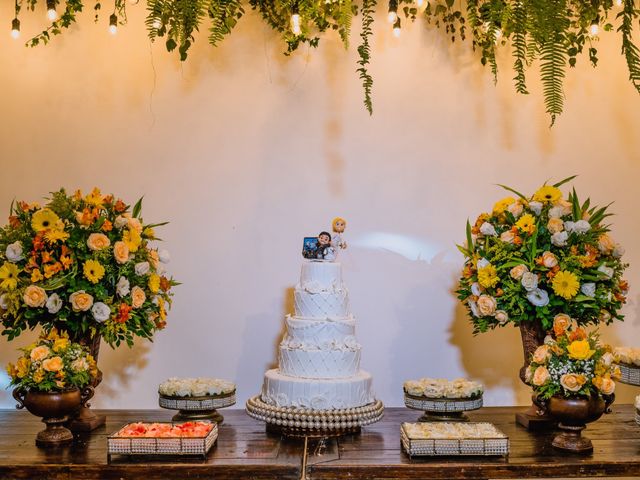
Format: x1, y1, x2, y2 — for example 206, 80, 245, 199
525, 319, 619, 400
6, 329, 97, 392
0, 188, 177, 347
457, 177, 629, 334
403, 378, 483, 399
159, 378, 236, 398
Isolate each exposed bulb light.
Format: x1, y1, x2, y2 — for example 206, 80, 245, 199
494, 28, 502, 42
11, 18, 20, 39
109, 13, 118, 35
615, 0, 623, 6
388, 10, 397, 23
392, 18, 401, 38
589, 22, 599, 37
416, 0, 424, 6
388, 0, 398, 23
46, 0, 57, 21
291, 13, 301, 35
152, 18, 162, 29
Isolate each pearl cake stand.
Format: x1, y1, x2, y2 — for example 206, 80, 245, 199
404, 392, 483, 422
159, 391, 236, 424
246, 395, 384, 438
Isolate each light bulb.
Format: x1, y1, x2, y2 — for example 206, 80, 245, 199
615, 0, 623, 6
494, 28, 502, 42
11, 18, 20, 39
109, 14, 118, 35
46, 0, 57, 21
416, 0, 424, 5
589, 22, 599, 36
392, 18, 401, 38
388, 10, 397, 23
152, 18, 162, 29
291, 13, 301, 35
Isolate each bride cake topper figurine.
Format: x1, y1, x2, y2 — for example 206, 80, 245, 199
332, 217, 347, 250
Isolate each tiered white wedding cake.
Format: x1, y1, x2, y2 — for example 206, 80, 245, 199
261, 261, 375, 410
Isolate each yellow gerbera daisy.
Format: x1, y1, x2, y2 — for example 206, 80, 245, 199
148, 273, 161, 294
44, 223, 70, 243
83, 260, 105, 284
85, 187, 104, 207
0, 262, 20, 290
493, 196, 515, 215
123, 228, 142, 253
31, 209, 60, 233
515, 213, 536, 234
478, 265, 500, 289
552, 270, 580, 299
533, 185, 562, 203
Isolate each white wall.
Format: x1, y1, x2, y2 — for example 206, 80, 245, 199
0, 3, 639, 410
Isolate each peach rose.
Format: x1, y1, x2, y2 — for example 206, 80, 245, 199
87, 233, 111, 251
70, 290, 94, 312
114, 241, 130, 265
42, 356, 64, 372
500, 231, 516, 244
593, 376, 615, 395
541, 251, 558, 268
477, 295, 497, 316
547, 218, 564, 234
30, 345, 50, 362
532, 345, 551, 364
127, 216, 143, 233
553, 313, 571, 337
560, 373, 587, 392
510, 264, 528, 280
23, 285, 47, 308
148, 249, 160, 271
532, 366, 550, 386
131, 286, 146, 309
598, 234, 615, 255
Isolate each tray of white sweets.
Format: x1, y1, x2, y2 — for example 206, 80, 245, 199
401, 422, 509, 457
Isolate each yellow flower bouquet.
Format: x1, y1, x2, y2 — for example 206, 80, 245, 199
6, 329, 97, 392
0, 188, 177, 347
525, 321, 619, 400
457, 177, 629, 334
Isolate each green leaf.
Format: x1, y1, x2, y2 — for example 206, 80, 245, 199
496, 184, 528, 201
466, 220, 475, 254
552, 175, 577, 188
132, 196, 144, 218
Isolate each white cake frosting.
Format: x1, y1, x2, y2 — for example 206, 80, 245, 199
261, 261, 376, 410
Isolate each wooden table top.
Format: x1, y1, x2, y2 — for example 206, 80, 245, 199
0, 405, 638, 480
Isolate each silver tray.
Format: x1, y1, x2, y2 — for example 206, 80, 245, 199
404, 393, 483, 412
107, 421, 218, 460
401, 422, 508, 457
159, 391, 236, 410
618, 363, 640, 386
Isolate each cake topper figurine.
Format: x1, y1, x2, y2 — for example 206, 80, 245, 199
331, 217, 347, 250
316, 231, 336, 261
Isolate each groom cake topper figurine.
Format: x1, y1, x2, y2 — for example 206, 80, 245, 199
302, 218, 347, 261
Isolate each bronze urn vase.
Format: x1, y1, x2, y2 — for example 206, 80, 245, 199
13, 386, 94, 447
538, 394, 614, 453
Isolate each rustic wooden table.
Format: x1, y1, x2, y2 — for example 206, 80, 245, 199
0, 406, 638, 480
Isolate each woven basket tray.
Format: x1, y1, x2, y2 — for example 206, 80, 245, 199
618, 363, 640, 386
404, 393, 483, 413
401, 422, 509, 457
107, 422, 218, 458
159, 391, 236, 411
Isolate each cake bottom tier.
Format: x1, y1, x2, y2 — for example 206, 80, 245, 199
261, 369, 374, 410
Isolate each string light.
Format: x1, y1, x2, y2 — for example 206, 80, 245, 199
11, 18, 20, 39
589, 20, 599, 37
291, 12, 301, 35
388, 0, 398, 23
615, 0, 623, 6
416, 0, 424, 6
46, 0, 58, 21
152, 18, 162, 29
494, 28, 502, 43
109, 13, 118, 35
393, 18, 401, 38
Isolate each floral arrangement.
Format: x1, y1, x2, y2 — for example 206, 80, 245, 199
457, 177, 628, 334
0, 188, 177, 347
6, 329, 97, 392
115, 421, 213, 438
525, 320, 619, 400
613, 346, 640, 367
158, 377, 236, 397
403, 378, 483, 399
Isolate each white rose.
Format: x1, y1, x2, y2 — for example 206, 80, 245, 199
598, 265, 614, 279
548, 206, 565, 219
468, 300, 480, 318
46, 293, 63, 314
544, 335, 555, 345
135, 261, 150, 276
566, 220, 590, 234
581, 283, 596, 298
521, 272, 539, 292
114, 215, 128, 229
5, 241, 24, 262
91, 302, 111, 322
116, 276, 130, 297
507, 202, 523, 218
601, 352, 614, 367
159, 249, 171, 264
471, 282, 482, 296
551, 231, 569, 247
528, 201, 543, 216
527, 288, 550, 307
480, 222, 497, 236
477, 258, 490, 269
613, 244, 625, 258
0, 294, 8, 310
495, 310, 509, 325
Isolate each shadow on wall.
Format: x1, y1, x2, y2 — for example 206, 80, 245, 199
95, 340, 151, 407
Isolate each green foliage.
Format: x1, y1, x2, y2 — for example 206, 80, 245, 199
619, 0, 640, 94
357, 0, 376, 115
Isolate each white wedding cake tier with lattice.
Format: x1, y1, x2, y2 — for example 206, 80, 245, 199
260, 261, 376, 409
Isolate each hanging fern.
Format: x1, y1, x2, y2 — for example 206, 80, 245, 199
512, 0, 528, 94
208, 0, 244, 47
619, 0, 640, 94
357, 0, 376, 115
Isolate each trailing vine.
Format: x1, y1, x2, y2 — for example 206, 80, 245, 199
9, 0, 640, 124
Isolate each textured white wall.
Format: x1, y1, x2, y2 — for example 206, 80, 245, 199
0, 3, 639, 410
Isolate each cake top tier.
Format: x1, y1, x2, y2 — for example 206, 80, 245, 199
300, 261, 343, 293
